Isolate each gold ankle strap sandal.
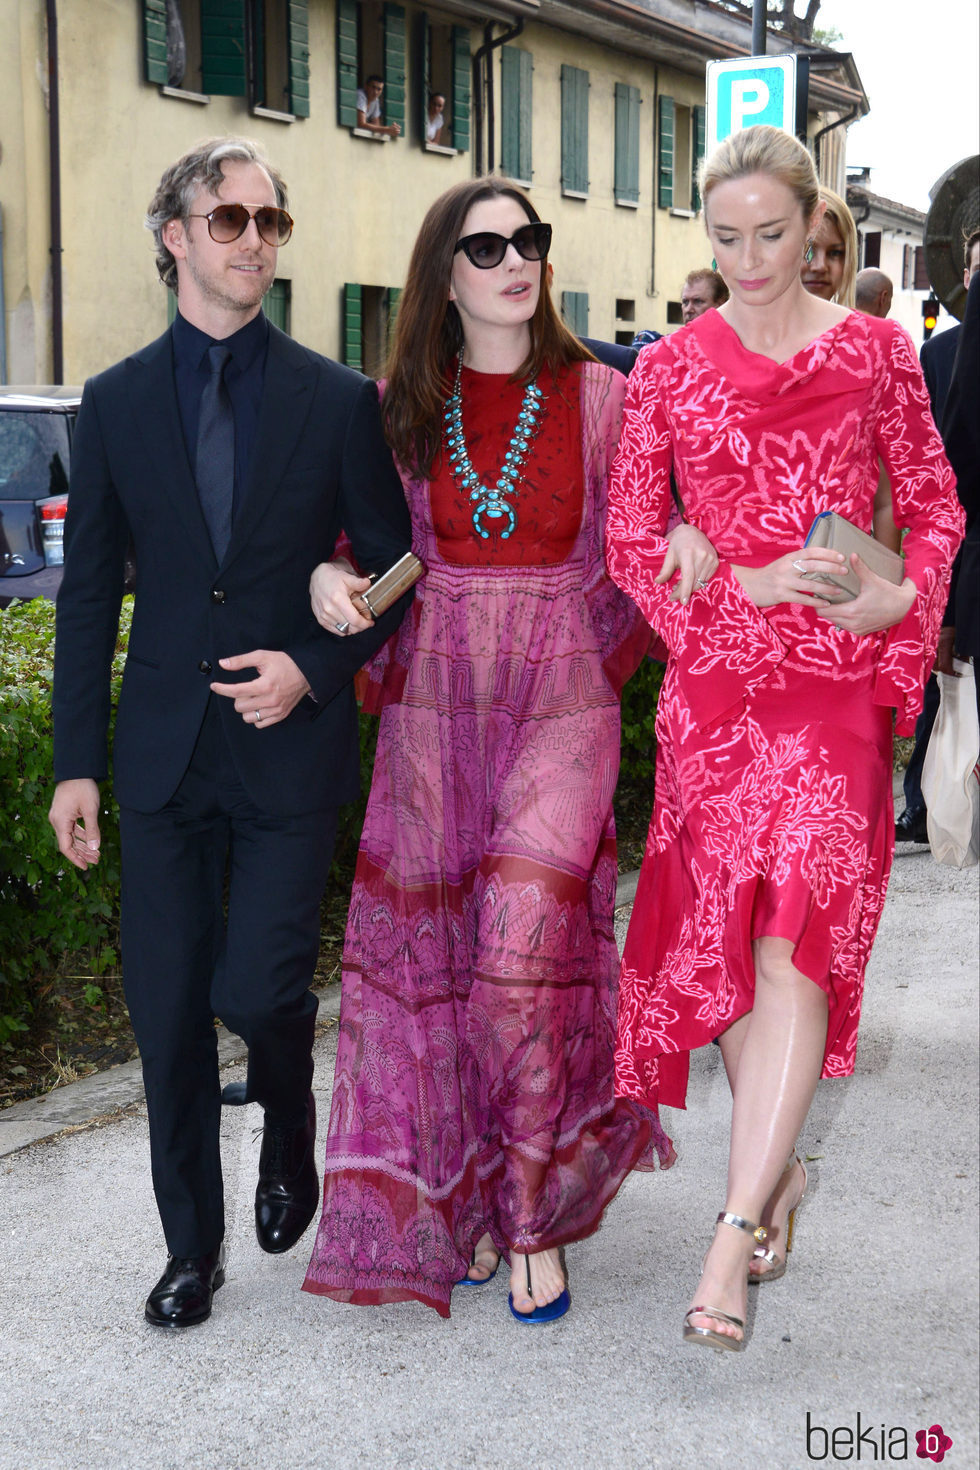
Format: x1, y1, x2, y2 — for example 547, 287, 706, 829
682, 1212, 768, 1354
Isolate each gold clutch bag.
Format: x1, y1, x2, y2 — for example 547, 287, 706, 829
351, 551, 425, 618
802, 513, 904, 601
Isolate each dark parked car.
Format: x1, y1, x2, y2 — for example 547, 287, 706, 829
0, 386, 82, 604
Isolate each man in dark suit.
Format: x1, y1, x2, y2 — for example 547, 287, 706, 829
48, 139, 411, 1327
896, 226, 979, 840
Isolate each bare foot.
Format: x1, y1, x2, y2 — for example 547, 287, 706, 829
686, 1221, 756, 1345
749, 1157, 807, 1281
464, 1232, 500, 1283
509, 1248, 565, 1314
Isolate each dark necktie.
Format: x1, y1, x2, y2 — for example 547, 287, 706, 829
195, 344, 235, 560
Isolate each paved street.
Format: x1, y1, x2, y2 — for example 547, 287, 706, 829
1, 839, 977, 1470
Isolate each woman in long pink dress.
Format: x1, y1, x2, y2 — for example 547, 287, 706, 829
606, 127, 962, 1353
301, 179, 705, 1320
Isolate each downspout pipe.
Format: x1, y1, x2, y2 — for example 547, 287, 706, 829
0, 205, 8, 382
813, 106, 860, 182
471, 19, 524, 176
46, 0, 63, 384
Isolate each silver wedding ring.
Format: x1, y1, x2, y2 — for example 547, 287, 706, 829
254, 710, 263, 723
792, 559, 808, 575
335, 619, 350, 635
697, 577, 709, 587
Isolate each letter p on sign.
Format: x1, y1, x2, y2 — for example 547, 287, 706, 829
730, 79, 770, 130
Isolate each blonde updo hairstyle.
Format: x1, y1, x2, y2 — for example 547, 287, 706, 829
699, 124, 820, 244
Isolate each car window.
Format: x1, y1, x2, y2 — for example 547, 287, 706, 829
0, 412, 71, 499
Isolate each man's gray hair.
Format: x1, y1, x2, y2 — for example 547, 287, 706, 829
145, 137, 288, 292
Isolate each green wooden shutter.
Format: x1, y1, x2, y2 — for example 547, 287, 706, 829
452, 26, 471, 153
336, 0, 358, 126
386, 286, 402, 347
343, 284, 363, 370
691, 104, 706, 211
288, 0, 310, 117
265, 280, 291, 334
500, 47, 531, 183
201, 0, 246, 96
658, 95, 675, 208
143, 0, 168, 85
383, 4, 406, 133
419, 14, 431, 142
561, 65, 589, 196
614, 83, 640, 206
561, 291, 589, 336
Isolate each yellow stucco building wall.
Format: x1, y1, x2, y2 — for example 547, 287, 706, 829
1, 0, 842, 383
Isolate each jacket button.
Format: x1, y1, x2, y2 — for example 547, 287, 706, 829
211, 588, 225, 604
198, 660, 212, 674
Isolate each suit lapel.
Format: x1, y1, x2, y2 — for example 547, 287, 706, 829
223, 325, 316, 569
126, 328, 218, 570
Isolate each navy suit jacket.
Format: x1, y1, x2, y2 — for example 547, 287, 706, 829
53, 322, 411, 815
581, 337, 638, 376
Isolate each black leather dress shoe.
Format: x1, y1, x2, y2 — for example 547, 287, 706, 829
895, 807, 929, 843
144, 1245, 225, 1328
221, 1081, 249, 1106
255, 1092, 319, 1254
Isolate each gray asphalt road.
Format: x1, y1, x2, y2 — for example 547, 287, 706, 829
1, 842, 977, 1470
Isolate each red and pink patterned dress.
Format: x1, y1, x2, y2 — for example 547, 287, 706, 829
606, 309, 962, 1112
303, 361, 673, 1318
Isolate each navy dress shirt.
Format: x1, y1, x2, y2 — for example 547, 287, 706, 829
172, 309, 269, 523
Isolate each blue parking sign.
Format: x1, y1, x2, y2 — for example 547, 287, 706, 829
706, 56, 799, 155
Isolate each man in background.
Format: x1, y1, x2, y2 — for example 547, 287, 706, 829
681, 268, 728, 324
855, 268, 893, 318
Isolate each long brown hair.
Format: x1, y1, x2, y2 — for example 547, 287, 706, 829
382, 177, 594, 477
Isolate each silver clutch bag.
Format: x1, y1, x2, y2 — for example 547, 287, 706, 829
351, 551, 425, 618
802, 512, 904, 601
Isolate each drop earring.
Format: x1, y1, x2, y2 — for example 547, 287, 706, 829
804, 239, 815, 265
711, 258, 718, 271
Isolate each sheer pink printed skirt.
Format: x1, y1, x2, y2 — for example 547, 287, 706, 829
303, 557, 672, 1317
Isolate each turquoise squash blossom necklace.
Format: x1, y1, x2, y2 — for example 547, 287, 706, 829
443, 357, 544, 540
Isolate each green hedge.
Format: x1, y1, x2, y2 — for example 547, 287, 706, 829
0, 600, 663, 1045
0, 597, 130, 1044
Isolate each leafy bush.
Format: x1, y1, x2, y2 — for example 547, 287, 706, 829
619, 655, 664, 783
0, 597, 131, 1044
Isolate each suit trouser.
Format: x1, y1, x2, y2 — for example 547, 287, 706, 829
118, 699, 338, 1257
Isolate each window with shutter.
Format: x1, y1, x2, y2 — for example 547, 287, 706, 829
343, 284, 364, 370
201, 0, 247, 97
501, 47, 532, 184
614, 83, 640, 207
143, 0, 169, 85
336, 0, 358, 126
691, 104, 705, 212
561, 66, 589, 197
658, 95, 674, 209
383, 4, 406, 134
287, 0, 310, 116
561, 291, 589, 336
451, 27, 470, 153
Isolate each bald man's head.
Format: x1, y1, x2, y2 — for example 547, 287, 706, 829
855, 268, 893, 318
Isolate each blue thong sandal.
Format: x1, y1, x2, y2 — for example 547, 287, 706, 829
508, 1251, 570, 1323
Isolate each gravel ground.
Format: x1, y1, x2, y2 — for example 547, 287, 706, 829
0, 840, 976, 1470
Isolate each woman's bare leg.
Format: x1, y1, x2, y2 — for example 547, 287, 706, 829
687, 937, 829, 1344
718, 1009, 808, 1279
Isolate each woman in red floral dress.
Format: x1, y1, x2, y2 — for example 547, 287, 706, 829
606, 127, 963, 1353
